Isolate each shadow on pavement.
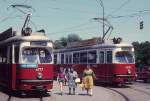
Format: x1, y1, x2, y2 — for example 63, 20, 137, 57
53, 92, 71, 96
78, 93, 88, 96
0, 87, 51, 99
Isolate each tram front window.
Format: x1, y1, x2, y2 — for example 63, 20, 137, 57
115, 51, 134, 63
22, 48, 52, 64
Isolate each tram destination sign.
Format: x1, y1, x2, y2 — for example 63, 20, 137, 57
30, 41, 47, 46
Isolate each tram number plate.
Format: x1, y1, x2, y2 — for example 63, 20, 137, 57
36, 68, 44, 72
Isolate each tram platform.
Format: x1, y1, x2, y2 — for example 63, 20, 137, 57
50, 81, 124, 101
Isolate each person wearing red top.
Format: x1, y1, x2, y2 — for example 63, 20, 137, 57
57, 67, 65, 95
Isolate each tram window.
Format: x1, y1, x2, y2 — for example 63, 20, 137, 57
22, 48, 38, 63
65, 54, 72, 64
68, 54, 72, 64
10, 46, 12, 63
22, 48, 52, 64
88, 50, 97, 63
61, 54, 64, 64
0, 47, 7, 63
15, 46, 19, 63
54, 54, 57, 64
106, 51, 112, 63
99, 51, 104, 63
80, 51, 87, 64
0, 56, 2, 63
0, 49, 2, 63
39, 49, 52, 63
65, 54, 69, 64
115, 51, 134, 63
73, 52, 79, 64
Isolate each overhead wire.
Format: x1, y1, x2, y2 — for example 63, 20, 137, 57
106, 0, 131, 18
1, 0, 149, 37
108, 10, 150, 19
48, 6, 96, 15
49, 21, 98, 34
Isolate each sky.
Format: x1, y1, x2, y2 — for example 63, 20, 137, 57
0, 0, 150, 43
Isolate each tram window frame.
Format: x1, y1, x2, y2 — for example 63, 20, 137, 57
73, 52, 79, 64
61, 54, 64, 64
80, 51, 87, 64
99, 51, 105, 64
54, 54, 57, 64
106, 51, 112, 64
88, 50, 97, 64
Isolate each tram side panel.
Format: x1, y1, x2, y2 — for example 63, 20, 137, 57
54, 64, 136, 85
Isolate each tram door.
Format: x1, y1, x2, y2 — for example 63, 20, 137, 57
105, 50, 113, 82
99, 50, 106, 82
12, 45, 19, 89
2, 45, 17, 89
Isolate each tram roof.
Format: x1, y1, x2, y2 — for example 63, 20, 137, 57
54, 38, 133, 53
0, 27, 52, 45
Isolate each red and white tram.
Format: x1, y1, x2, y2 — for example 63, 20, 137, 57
0, 27, 54, 92
54, 38, 136, 85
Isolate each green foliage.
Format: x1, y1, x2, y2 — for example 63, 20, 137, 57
54, 34, 82, 49
132, 41, 150, 69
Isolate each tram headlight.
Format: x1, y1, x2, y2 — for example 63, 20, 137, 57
127, 69, 131, 74
37, 72, 43, 79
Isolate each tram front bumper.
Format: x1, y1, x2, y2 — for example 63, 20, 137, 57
113, 74, 135, 83
18, 79, 53, 91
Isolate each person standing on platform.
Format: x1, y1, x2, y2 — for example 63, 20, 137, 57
67, 67, 78, 95
64, 67, 70, 86
57, 67, 65, 95
82, 65, 96, 96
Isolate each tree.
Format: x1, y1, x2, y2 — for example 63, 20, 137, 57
132, 41, 150, 70
54, 34, 82, 49
67, 34, 82, 42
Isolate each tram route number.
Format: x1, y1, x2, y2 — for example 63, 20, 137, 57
125, 66, 131, 69
36, 68, 44, 72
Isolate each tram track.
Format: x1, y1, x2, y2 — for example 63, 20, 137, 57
106, 88, 130, 101
6, 96, 44, 101
104, 85, 150, 101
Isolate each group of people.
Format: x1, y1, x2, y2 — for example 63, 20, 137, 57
57, 65, 96, 96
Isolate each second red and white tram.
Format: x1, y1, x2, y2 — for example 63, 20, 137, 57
54, 38, 136, 85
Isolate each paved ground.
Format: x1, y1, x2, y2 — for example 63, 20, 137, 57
1, 81, 150, 101
49, 81, 123, 101
0, 81, 124, 101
